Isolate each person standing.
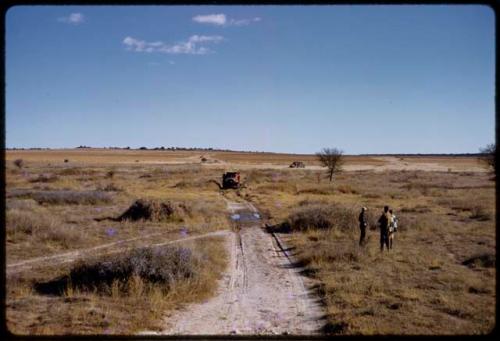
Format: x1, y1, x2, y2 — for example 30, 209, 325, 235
388, 209, 398, 249
358, 207, 368, 246
378, 206, 392, 251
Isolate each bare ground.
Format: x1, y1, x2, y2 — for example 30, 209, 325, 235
146, 201, 325, 335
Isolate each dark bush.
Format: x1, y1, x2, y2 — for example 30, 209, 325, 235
287, 203, 357, 231
469, 206, 491, 221
116, 199, 182, 222
462, 253, 495, 268
13, 159, 24, 168
35, 245, 197, 295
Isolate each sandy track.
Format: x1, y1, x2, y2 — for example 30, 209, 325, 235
7, 230, 230, 275
156, 202, 325, 335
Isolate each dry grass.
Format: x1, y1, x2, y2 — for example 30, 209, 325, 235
5, 150, 494, 335
6, 208, 83, 250
6, 158, 232, 335
250, 168, 495, 334
7, 237, 228, 335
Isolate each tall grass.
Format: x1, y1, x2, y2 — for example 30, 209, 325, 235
6, 209, 82, 248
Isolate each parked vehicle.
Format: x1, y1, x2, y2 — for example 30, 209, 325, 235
222, 172, 241, 189
289, 161, 305, 168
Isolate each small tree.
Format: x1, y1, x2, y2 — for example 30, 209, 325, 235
13, 159, 24, 168
479, 143, 496, 172
316, 147, 344, 183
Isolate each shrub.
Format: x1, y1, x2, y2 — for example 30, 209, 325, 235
116, 199, 184, 222
469, 206, 491, 221
32, 190, 112, 205
13, 159, 24, 168
36, 245, 198, 295
462, 253, 495, 268
75, 246, 195, 289
288, 203, 357, 231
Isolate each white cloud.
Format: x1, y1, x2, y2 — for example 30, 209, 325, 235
229, 17, 262, 26
192, 14, 226, 26
58, 13, 85, 25
123, 35, 224, 55
193, 13, 261, 27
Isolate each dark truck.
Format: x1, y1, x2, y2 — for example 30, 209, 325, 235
222, 172, 241, 189
289, 161, 305, 168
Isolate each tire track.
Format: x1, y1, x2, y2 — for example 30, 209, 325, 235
155, 199, 325, 335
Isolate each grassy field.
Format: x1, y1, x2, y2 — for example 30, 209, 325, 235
5, 148, 485, 170
248, 168, 495, 334
5, 149, 495, 335
5, 155, 232, 334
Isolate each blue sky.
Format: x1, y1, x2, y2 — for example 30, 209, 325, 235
6, 5, 495, 154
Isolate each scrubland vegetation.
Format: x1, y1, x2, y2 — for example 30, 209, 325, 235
6, 160, 230, 334
5, 152, 495, 335
249, 168, 495, 334
8, 237, 227, 334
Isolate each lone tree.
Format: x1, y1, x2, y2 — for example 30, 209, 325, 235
479, 143, 496, 172
13, 159, 24, 169
316, 147, 344, 182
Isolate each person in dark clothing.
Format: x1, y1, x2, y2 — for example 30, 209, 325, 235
378, 205, 391, 251
358, 207, 368, 246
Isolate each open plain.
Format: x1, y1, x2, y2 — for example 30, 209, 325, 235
5, 149, 495, 335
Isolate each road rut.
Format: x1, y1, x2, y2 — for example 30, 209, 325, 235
158, 201, 325, 335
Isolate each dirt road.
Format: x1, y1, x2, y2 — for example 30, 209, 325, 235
155, 200, 325, 335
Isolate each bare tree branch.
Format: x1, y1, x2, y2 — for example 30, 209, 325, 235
316, 148, 344, 182
479, 143, 496, 172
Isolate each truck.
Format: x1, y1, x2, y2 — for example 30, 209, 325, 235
222, 172, 241, 189
289, 161, 305, 168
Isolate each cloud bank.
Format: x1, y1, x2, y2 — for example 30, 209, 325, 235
123, 35, 224, 55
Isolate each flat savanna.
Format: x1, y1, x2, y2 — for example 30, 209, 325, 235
5, 149, 495, 335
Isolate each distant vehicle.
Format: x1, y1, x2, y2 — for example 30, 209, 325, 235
222, 172, 241, 189
289, 161, 305, 168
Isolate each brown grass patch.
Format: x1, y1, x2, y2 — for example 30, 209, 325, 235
7, 237, 228, 334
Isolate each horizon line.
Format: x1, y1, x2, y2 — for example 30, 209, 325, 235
4, 146, 487, 157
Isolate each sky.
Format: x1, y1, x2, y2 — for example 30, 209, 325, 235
5, 5, 495, 154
